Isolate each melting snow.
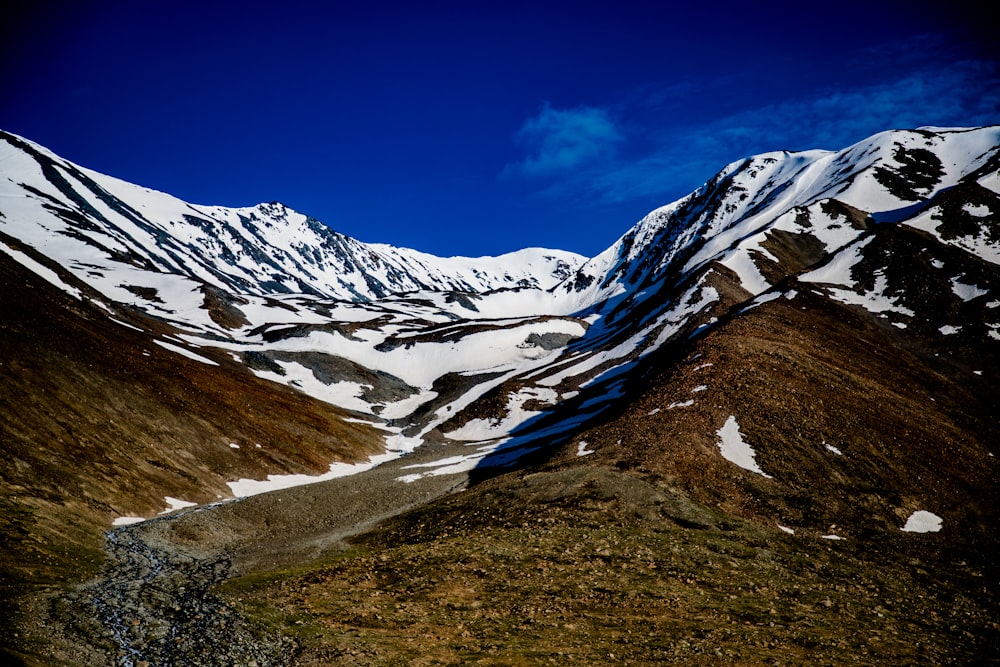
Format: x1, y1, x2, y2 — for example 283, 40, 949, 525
951, 277, 987, 301
576, 441, 595, 456
716, 416, 772, 478
778, 525, 795, 535
109, 317, 144, 332
739, 290, 782, 313
804, 254, 916, 319
263, 318, 587, 389
0, 243, 84, 300
227, 451, 401, 497
444, 386, 558, 441
841, 273, 914, 316
159, 497, 197, 514
691, 385, 708, 393
905, 206, 1000, 265
824, 442, 843, 455
902, 510, 943, 533
153, 339, 219, 366
112, 516, 145, 526
667, 399, 694, 409
720, 249, 772, 296
963, 203, 991, 217
396, 442, 504, 481
939, 325, 961, 335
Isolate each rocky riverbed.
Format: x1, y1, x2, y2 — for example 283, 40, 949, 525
48, 438, 474, 666
59, 518, 291, 667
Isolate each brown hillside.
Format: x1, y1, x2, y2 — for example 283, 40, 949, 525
0, 250, 382, 653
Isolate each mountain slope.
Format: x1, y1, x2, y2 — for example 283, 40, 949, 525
0, 245, 387, 659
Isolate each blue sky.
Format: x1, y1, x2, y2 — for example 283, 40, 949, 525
3, 0, 997, 257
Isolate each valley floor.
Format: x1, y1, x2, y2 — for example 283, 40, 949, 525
226, 464, 1000, 666
9, 441, 998, 666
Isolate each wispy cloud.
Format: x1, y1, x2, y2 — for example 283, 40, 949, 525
503, 103, 624, 178
505, 51, 1000, 211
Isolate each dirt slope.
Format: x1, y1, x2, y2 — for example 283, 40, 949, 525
0, 251, 382, 663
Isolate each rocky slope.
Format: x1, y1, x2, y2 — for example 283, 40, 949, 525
1, 125, 998, 665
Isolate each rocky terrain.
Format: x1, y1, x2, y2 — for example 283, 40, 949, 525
1, 126, 998, 665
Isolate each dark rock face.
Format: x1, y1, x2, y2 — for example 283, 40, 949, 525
524, 331, 578, 350
874, 144, 945, 202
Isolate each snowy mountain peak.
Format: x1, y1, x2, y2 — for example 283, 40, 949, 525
0, 130, 585, 304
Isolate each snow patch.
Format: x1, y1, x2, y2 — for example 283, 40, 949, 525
109, 317, 144, 332
153, 339, 219, 366
159, 497, 197, 514
716, 416, 771, 478
444, 386, 558, 441
112, 516, 145, 526
0, 243, 84, 300
576, 441, 595, 457
227, 451, 400, 497
963, 202, 990, 217
902, 510, 943, 533
951, 277, 987, 301
800, 240, 915, 319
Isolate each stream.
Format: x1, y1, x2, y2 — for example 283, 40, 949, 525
70, 517, 291, 667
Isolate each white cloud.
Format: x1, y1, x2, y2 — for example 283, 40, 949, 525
504, 51, 1000, 210
504, 102, 624, 178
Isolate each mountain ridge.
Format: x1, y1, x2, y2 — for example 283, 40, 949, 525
3, 123, 999, 503
1, 125, 999, 666
0, 130, 585, 304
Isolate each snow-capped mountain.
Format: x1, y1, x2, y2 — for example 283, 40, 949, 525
0, 131, 583, 305
2, 125, 999, 480
4, 126, 1000, 667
